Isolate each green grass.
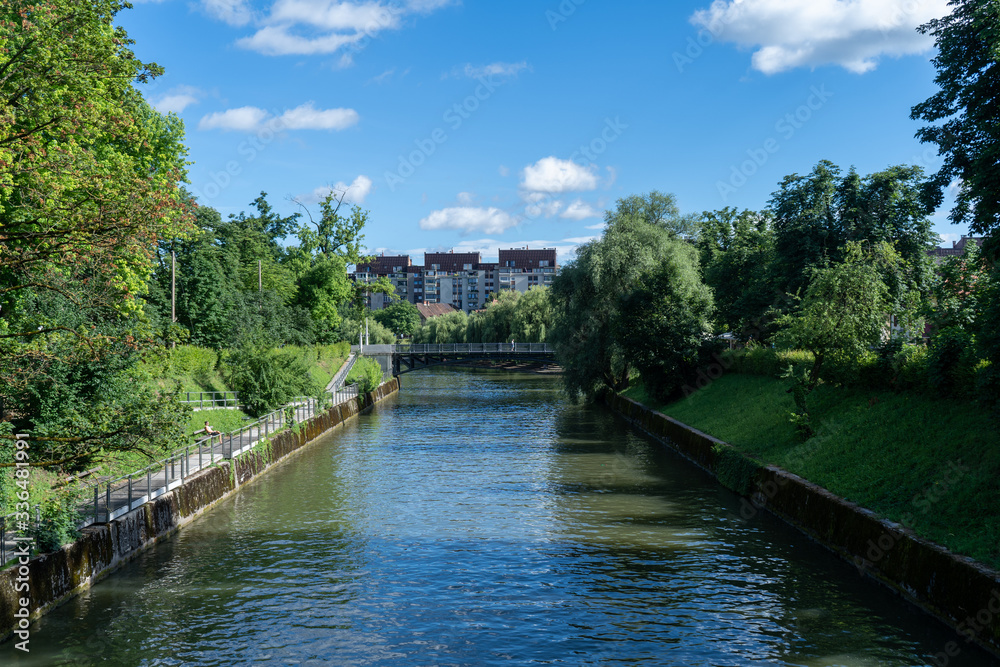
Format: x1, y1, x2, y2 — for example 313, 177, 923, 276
3, 345, 350, 516
623, 373, 1000, 569
141, 343, 349, 394
187, 408, 252, 438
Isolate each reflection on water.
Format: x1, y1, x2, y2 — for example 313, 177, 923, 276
2, 368, 996, 666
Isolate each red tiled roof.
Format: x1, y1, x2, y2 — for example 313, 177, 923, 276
415, 302, 456, 322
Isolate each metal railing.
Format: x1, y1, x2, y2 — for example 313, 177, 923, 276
1, 385, 363, 567
352, 343, 554, 355
328, 353, 359, 391
179, 391, 240, 408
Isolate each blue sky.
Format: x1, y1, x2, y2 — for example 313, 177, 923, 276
125, 0, 964, 263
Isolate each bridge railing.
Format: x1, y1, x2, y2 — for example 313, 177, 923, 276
352, 343, 553, 354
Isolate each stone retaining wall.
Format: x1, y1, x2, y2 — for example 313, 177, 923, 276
0, 378, 399, 643
605, 392, 1000, 659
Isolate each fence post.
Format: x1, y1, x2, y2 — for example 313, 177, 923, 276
128, 475, 133, 510
147, 467, 151, 501
94, 486, 99, 525
105, 484, 111, 522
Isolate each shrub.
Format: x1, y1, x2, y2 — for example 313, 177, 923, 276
928, 327, 978, 399
224, 343, 321, 417
347, 357, 383, 394
722, 347, 813, 378
30, 495, 81, 554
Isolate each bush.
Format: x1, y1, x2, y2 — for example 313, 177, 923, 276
722, 346, 813, 377
928, 327, 978, 398
30, 495, 81, 554
347, 356, 383, 394
224, 343, 321, 417
167, 345, 219, 378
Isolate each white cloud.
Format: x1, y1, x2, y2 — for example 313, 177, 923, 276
585, 222, 607, 231
456, 192, 476, 205
268, 0, 399, 30
153, 86, 203, 114
368, 68, 396, 84
279, 102, 359, 130
229, 0, 452, 57
498, 165, 510, 177
203, 0, 254, 26
198, 103, 359, 132
237, 26, 365, 56
451, 61, 532, 80
525, 199, 564, 219
521, 157, 599, 193
198, 106, 271, 131
561, 199, 602, 221
303, 175, 373, 205
338, 175, 373, 202
419, 207, 518, 235
561, 235, 600, 245
690, 0, 950, 74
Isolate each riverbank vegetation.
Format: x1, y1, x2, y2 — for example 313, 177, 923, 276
623, 355, 1000, 569
550, 0, 1000, 570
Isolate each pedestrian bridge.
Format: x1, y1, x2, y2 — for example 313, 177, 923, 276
352, 343, 556, 375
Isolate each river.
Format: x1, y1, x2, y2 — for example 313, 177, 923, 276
2, 368, 995, 666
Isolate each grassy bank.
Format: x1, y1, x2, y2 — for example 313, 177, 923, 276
3, 345, 351, 519
142, 343, 350, 394
623, 372, 1000, 569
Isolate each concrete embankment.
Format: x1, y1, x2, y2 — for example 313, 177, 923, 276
0, 379, 399, 642
604, 392, 1000, 659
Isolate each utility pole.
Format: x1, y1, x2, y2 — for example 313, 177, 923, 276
171, 250, 176, 349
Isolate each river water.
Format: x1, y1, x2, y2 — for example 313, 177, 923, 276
2, 369, 995, 666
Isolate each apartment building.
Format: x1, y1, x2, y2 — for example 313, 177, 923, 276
353, 247, 558, 313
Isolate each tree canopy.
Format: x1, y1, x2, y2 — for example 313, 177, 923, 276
551, 194, 713, 402
0, 0, 194, 468
911, 0, 1000, 239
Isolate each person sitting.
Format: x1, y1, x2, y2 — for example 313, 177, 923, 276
203, 421, 222, 444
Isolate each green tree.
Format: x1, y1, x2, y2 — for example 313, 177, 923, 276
413, 310, 468, 343
0, 0, 194, 468
910, 0, 1000, 236
373, 299, 420, 337
698, 208, 778, 339
551, 196, 713, 401
775, 241, 918, 435
297, 254, 352, 339
769, 161, 935, 305
224, 339, 320, 417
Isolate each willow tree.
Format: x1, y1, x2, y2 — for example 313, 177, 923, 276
551, 193, 713, 402
0, 0, 194, 469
